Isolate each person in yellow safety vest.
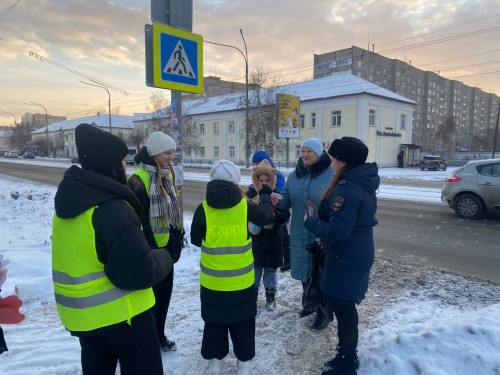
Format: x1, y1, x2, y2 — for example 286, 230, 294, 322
52, 123, 173, 375
190, 160, 275, 375
128, 131, 184, 352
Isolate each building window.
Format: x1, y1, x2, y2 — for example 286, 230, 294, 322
199, 123, 205, 135
214, 122, 220, 135
310, 113, 316, 128
369, 109, 376, 126
295, 145, 301, 158
228, 120, 235, 134
300, 114, 305, 128
229, 146, 235, 158
400, 114, 407, 129
187, 148, 192, 157
330, 111, 341, 127
199, 147, 205, 158
214, 146, 219, 158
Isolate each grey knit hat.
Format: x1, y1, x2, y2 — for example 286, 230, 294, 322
147, 131, 176, 156
210, 160, 241, 185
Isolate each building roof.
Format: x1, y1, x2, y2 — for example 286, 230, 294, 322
31, 113, 149, 134
181, 73, 416, 116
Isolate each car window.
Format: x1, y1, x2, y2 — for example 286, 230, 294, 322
493, 163, 500, 178
476, 163, 500, 177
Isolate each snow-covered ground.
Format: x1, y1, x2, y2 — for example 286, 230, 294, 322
0, 165, 499, 375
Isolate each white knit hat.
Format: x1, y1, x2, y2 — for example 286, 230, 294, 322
147, 131, 176, 156
209, 160, 241, 185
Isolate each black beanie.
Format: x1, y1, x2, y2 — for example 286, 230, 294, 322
328, 136, 369, 167
75, 123, 128, 183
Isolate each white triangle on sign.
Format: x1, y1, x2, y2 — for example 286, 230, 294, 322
164, 40, 196, 78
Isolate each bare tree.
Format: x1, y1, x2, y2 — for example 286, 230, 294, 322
238, 67, 289, 161
179, 114, 202, 156
127, 127, 149, 152
146, 92, 172, 133
436, 115, 456, 160
9, 122, 34, 152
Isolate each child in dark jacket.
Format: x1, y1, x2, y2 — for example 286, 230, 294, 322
246, 160, 290, 310
190, 160, 275, 375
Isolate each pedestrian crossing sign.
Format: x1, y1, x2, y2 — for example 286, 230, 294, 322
153, 22, 203, 93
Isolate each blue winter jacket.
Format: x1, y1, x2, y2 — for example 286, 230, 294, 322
304, 162, 380, 302
278, 152, 333, 282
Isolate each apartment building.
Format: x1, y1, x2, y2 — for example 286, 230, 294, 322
314, 46, 500, 155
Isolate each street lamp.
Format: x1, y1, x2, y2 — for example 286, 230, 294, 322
205, 29, 250, 167
0, 111, 17, 126
81, 80, 112, 134
24, 101, 49, 155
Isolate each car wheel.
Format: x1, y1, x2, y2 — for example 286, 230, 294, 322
443, 166, 447, 171
454, 194, 484, 220
420, 167, 424, 171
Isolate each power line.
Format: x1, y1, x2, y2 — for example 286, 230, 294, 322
0, 0, 21, 22
377, 14, 500, 48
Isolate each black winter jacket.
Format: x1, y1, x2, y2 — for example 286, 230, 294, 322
190, 180, 275, 324
54, 166, 173, 334
246, 187, 290, 269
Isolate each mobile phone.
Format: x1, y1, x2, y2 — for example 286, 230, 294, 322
306, 200, 315, 217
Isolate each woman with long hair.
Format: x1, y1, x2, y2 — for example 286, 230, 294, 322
304, 137, 380, 375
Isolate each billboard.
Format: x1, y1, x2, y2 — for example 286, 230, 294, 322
276, 94, 300, 139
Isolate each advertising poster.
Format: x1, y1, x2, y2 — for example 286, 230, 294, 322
277, 94, 300, 139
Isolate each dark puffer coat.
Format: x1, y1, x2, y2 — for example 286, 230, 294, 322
304, 163, 380, 303
54, 165, 173, 335
190, 180, 274, 325
246, 187, 290, 269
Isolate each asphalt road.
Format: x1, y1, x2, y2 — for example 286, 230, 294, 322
1, 160, 499, 284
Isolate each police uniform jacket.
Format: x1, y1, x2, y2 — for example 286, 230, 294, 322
304, 162, 380, 303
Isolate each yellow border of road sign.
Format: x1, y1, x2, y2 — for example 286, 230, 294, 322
153, 22, 203, 93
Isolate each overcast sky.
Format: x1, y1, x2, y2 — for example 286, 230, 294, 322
1, 0, 499, 126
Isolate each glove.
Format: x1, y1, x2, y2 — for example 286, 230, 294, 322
166, 227, 185, 263
251, 223, 261, 232
259, 184, 272, 196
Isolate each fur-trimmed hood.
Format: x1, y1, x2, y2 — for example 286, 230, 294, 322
251, 159, 277, 191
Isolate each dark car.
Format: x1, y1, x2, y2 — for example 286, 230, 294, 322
441, 159, 500, 219
420, 155, 447, 171
23, 151, 35, 159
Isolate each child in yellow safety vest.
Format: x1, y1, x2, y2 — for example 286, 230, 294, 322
190, 159, 275, 375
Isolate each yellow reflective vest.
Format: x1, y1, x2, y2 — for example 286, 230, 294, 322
200, 199, 254, 291
133, 167, 170, 247
52, 207, 155, 332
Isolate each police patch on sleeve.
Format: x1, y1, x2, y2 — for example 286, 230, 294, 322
332, 196, 345, 212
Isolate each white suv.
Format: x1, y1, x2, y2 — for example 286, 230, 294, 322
441, 159, 500, 219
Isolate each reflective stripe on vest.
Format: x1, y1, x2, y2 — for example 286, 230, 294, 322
200, 199, 254, 291
52, 207, 155, 332
133, 167, 170, 247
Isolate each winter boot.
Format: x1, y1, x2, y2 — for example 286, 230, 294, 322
265, 288, 276, 310
237, 359, 252, 375
323, 347, 360, 371
321, 352, 359, 375
159, 336, 176, 352
311, 306, 329, 331
208, 358, 222, 375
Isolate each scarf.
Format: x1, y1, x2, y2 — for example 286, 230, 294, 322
142, 163, 182, 233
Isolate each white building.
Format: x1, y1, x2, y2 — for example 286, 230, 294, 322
30, 114, 148, 158
175, 74, 415, 167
